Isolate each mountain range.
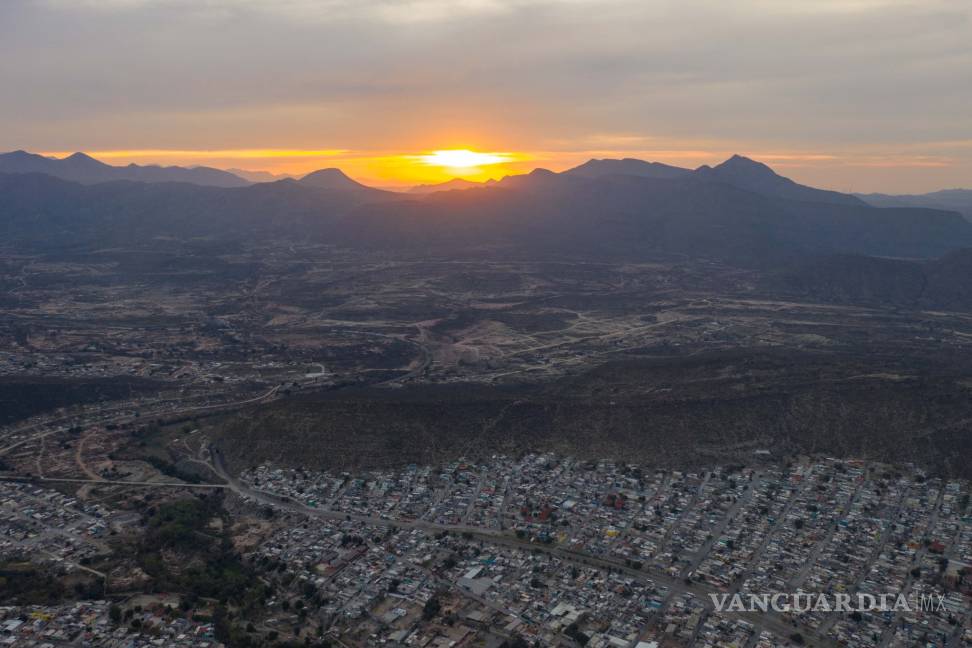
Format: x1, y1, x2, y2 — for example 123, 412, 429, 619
338, 166, 970, 262
3, 149, 968, 211
403, 156, 870, 207
0, 150, 250, 188
1, 149, 971, 272
406, 155, 866, 208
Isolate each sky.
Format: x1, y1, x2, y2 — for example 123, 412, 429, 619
1, 0, 970, 191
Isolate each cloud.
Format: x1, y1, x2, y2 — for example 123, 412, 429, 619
2, 0, 970, 192
38, 0, 531, 23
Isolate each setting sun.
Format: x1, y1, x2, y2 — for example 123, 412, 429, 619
419, 149, 512, 169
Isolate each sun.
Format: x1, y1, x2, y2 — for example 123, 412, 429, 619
419, 149, 511, 169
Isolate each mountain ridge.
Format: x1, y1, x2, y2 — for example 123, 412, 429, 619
858, 188, 972, 221
2, 155, 970, 268
693, 154, 866, 206
0, 150, 250, 188
408, 178, 482, 194
563, 158, 691, 180
335, 170, 972, 262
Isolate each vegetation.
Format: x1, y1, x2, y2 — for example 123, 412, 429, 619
138, 495, 270, 646
142, 455, 204, 484
0, 562, 66, 605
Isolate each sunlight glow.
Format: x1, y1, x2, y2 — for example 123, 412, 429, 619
419, 149, 512, 169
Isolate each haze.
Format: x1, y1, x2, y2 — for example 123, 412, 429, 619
2, 0, 970, 191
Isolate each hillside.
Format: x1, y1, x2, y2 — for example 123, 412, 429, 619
217, 347, 972, 478
0, 173, 383, 249
859, 189, 972, 221
766, 248, 972, 311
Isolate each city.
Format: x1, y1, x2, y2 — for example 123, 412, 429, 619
4, 0, 972, 645
1, 436, 969, 646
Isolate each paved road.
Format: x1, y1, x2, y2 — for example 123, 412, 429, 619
0, 475, 228, 489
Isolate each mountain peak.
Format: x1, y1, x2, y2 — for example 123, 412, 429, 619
63, 152, 108, 168
696, 155, 864, 206
299, 167, 385, 194
65, 151, 99, 161
303, 167, 351, 180
564, 158, 691, 180
712, 154, 776, 175
493, 167, 566, 191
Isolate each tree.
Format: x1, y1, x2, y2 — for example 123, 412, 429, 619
423, 596, 441, 620
565, 623, 590, 646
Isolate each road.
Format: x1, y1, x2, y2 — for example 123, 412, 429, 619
0, 384, 280, 459
0, 475, 228, 489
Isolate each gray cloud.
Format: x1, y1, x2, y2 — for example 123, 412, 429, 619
1, 0, 970, 191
